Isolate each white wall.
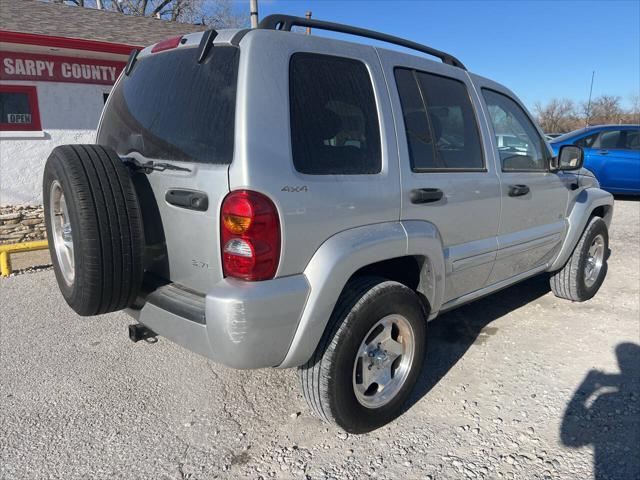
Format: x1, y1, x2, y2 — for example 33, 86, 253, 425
0, 80, 111, 205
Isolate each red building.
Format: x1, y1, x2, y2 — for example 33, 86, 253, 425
0, 0, 201, 242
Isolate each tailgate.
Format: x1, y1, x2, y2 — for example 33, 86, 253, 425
97, 40, 240, 293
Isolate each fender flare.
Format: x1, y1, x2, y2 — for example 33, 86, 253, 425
277, 221, 445, 368
548, 188, 614, 272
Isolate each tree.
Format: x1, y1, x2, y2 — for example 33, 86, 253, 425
629, 93, 640, 124
534, 98, 578, 134
49, 0, 247, 27
582, 95, 624, 126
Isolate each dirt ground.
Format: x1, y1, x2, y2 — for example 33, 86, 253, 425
1, 198, 638, 480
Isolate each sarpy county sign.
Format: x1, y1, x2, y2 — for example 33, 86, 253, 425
1, 52, 125, 85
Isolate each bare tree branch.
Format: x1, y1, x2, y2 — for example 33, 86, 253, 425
43, 0, 245, 26
534, 98, 577, 133
150, 0, 172, 17
582, 95, 624, 126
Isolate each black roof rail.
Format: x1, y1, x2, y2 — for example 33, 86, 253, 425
258, 14, 466, 70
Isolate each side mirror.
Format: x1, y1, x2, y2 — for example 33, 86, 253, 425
552, 145, 584, 171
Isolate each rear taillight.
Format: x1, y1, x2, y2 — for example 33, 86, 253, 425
151, 36, 182, 53
221, 190, 280, 281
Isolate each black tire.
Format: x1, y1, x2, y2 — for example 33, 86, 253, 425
43, 144, 144, 316
550, 216, 609, 302
298, 276, 427, 433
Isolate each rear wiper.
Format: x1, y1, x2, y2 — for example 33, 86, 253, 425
124, 157, 192, 174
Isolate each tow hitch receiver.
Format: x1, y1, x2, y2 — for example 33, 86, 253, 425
128, 323, 157, 343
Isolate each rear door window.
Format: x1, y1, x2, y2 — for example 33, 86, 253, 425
394, 68, 484, 171
625, 130, 640, 150
289, 53, 381, 175
598, 130, 624, 149
98, 46, 239, 164
596, 129, 640, 150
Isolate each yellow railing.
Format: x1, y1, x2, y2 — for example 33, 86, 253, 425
0, 240, 49, 277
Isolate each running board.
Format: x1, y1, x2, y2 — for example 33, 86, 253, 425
437, 265, 548, 315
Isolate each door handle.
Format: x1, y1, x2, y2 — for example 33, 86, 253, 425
599, 149, 609, 155
165, 189, 209, 211
508, 184, 530, 197
410, 188, 443, 204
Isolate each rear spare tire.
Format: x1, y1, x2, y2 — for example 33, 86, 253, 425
43, 144, 144, 316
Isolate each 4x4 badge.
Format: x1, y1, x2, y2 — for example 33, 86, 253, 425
281, 185, 308, 193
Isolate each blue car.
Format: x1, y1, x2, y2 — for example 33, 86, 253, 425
550, 125, 640, 195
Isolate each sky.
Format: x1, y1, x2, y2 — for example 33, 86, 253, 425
238, 0, 640, 111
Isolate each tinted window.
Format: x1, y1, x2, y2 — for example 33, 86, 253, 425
395, 68, 483, 170
574, 132, 599, 148
98, 46, 239, 164
394, 69, 438, 169
626, 130, 640, 150
597, 129, 640, 150
598, 130, 623, 149
483, 89, 549, 172
0, 92, 31, 125
290, 53, 381, 175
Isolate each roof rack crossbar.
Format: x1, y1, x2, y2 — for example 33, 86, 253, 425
258, 14, 466, 70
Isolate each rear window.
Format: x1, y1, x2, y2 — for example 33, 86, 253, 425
289, 53, 381, 175
97, 46, 239, 164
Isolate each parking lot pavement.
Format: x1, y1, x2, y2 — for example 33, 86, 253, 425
1, 199, 638, 480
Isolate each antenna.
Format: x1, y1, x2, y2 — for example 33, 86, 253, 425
585, 70, 595, 127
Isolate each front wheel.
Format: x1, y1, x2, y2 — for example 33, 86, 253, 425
298, 277, 426, 433
550, 216, 609, 302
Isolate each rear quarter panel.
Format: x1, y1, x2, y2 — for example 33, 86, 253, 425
229, 30, 401, 277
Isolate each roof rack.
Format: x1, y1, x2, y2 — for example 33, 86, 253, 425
258, 14, 466, 70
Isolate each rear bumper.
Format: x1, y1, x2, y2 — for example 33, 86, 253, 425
127, 275, 310, 369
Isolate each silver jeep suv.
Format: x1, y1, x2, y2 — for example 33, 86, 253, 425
43, 15, 614, 432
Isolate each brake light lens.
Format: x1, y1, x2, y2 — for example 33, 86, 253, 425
221, 190, 280, 281
151, 36, 182, 53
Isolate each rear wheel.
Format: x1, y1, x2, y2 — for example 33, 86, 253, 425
550, 216, 609, 302
43, 144, 144, 316
299, 277, 426, 433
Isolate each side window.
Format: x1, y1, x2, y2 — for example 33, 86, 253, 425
289, 53, 381, 175
394, 68, 484, 170
574, 132, 599, 148
394, 69, 438, 169
482, 89, 549, 172
625, 130, 640, 150
598, 130, 624, 149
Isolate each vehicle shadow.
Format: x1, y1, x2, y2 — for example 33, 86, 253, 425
614, 194, 639, 202
560, 343, 640, 480
406, 273, 551, 408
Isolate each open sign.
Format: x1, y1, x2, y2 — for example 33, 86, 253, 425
7, 113, 32, 124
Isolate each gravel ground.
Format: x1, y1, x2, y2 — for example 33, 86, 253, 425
1, 199, 638, 480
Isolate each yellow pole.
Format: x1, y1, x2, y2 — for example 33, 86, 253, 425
0, 251, 11, 277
